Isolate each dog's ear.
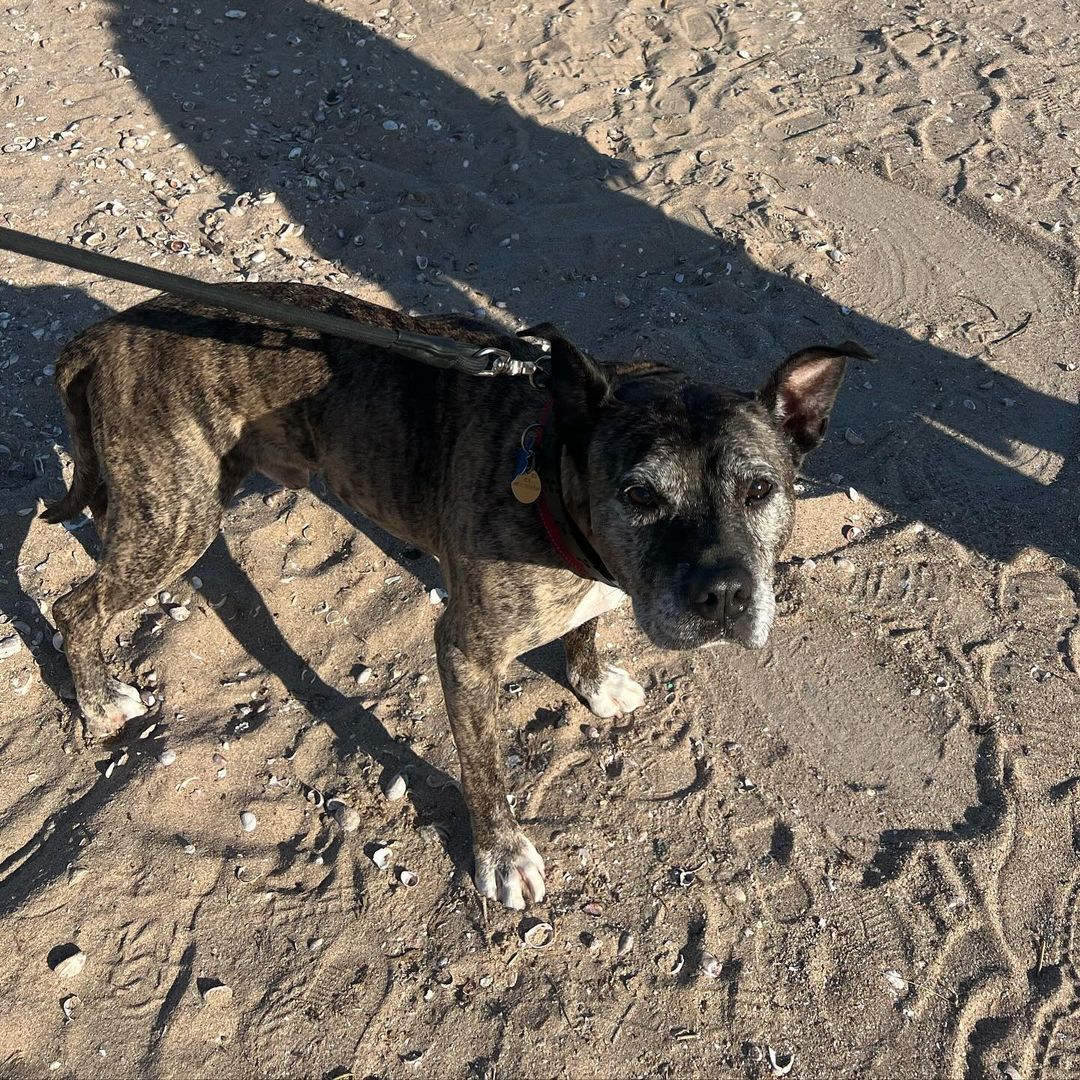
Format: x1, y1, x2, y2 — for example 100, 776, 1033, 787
520, 323, 612, 432
759, 340, 869, 455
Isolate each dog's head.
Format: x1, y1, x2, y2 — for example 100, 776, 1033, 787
536, 326, 862, 651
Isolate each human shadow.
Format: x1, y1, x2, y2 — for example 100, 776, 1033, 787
100, 0, 1078, 567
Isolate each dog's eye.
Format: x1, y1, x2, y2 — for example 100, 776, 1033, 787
624, 484, 657, 509
746, 478, 773, 503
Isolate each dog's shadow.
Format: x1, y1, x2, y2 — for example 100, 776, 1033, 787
185, 519, 476, 882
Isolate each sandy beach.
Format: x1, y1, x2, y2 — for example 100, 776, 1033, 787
1, 0, 1078, 1076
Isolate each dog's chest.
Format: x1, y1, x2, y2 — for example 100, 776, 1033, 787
564, 582, 626, 632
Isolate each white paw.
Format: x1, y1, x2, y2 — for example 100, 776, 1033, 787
474, 830, 546, 911
573, 664, 646, 719
83, 679, 148, 740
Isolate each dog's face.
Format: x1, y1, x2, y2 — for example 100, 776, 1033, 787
544, 331, 860, 652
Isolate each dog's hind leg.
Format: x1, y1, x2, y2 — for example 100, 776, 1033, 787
563, 618, 646, 719
53, 449, 245, 740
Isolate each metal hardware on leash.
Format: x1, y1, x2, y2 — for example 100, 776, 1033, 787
0, 226, 543, 379
473, 348, 539, 378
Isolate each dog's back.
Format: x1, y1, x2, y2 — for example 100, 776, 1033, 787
44, 283, 524, 530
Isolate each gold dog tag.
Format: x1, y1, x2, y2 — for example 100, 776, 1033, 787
511, 468, 542, 504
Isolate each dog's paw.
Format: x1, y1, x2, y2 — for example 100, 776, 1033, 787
82, 679, 147, 740
571, 664, 646, 719
474, 829, 546, 911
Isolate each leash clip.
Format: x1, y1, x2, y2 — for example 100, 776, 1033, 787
474, 347, 540, 379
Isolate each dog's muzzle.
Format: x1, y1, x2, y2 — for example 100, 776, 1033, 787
685, 562, 757, 640
631, 563, 774, 652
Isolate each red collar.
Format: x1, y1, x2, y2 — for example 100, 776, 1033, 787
525, 399, 619, 588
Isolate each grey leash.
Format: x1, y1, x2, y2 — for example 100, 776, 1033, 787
0, 226, 542, 378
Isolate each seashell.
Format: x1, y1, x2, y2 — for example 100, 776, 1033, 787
767, 1047, 795, 1076
616, 930, 635, 957
668, 951, 685, 976
842, 524, 864, 542
384, 772, 407, 801
306, 787, 325, 808
398, 869, 418, 888
81, 231, 106, 247
239, 811, 257, 833
52, 632, 64, 652
844, 427, 866, 446
355, 666, 373, 685
61, 994, 81, 1022
158, 749, 176, 766
50, 948, 86, 978
372, 845, 393, 870
333, 803, 361, 833
520, 919, 554, 949
202, 983, 233, 1006
428, 587, 447, 604
168, 605, 191, 622
884, 969, 908, 992
700, 952, 722, 979
0, 634, 21, 659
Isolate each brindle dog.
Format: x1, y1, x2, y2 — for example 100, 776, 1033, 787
44, 283, 861, 909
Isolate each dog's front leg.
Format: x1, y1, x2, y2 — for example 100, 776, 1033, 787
564, 617, 646, 719
434, 609, 545, 910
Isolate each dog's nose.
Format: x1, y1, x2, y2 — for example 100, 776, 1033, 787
687, 563, 755, 630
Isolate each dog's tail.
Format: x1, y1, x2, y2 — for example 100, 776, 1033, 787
40, 344, 101, 525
